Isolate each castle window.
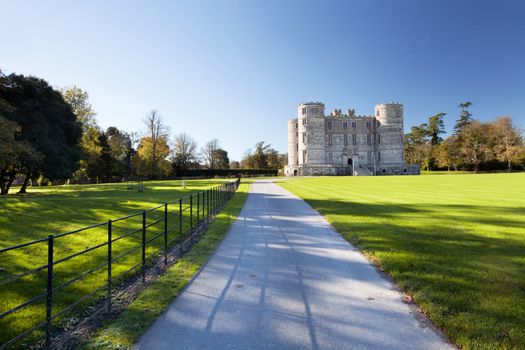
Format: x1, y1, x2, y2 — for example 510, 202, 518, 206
378, 134, 380, 144
301, 108, 307, 115
343, 121, 347, 128
303, 150, 307, 163
344, 134, 348, 146
328, 134, 333, 145
378, 151, 381, 162
367, 134, 371, 145
352, 121, 356, 128
366, 121, 371, 128
295, 122, 298, 129
327, 120, 332, 129
302, 118, 307, 126
329, 152, 333, 163
367, 151, 371, 161
352, 134, 357, 145
303, 132, 306, 144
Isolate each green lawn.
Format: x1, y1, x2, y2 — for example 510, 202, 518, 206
0, 179, 230, 347
83, 181, 252, 349
279, 173, 525, 350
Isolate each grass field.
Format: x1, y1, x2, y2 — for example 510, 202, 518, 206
0, 179, 230, 346
279, 173, 525, 350
83, 181, 252, 349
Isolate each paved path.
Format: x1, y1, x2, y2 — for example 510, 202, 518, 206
135, 181, 453, 350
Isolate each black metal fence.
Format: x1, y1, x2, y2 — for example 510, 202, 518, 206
0, 179, 240, 349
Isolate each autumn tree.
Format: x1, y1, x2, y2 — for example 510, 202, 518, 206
133, 110, 171, 179
491, 116, 524, 172
460, 121, 492, 173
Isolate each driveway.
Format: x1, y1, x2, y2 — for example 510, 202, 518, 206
135, 180, 454, 349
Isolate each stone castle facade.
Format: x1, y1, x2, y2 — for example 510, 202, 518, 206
284, 102, 420, 176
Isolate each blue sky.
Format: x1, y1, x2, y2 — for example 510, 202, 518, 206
1, 0, 524, 160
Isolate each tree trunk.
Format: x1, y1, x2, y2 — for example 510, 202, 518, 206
1, 172, 16, 195
508, 160, 512, 173
18, 171, 32, 194
474, 163, 479, 174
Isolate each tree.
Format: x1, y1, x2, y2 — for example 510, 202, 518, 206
87, 132, 114, 182
460, 121, 491, 173
240, 142, 285, 169
404, 124, 429, 166
201, 139, 219, 168
213, 148, 229, 169
230, 160, 240, 169
0, 72, 82, 194
435, 136, 462, 171
61, 86, 97, 130
133, 136, 171, 178
454, 102, 473, 134
134, 110, 171, 179
106, 127, 134, 177
491, 116, 524, 172
0, 116, 42, 194
172, 133, 198, 172
427, 113, 446, 145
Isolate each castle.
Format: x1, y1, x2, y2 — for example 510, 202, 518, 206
284, 102, 420, 176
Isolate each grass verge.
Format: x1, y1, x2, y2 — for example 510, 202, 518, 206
82, 182, 251, 349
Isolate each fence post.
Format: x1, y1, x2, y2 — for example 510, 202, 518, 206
107, 220, 112, 311
164, 203, 168, 266
207, 189, 210, 222
179, 198, 183, 254
190, 194, 193, 232
45, 235, 54, 349
197, 192, 201, 227
142, 211, 146, 283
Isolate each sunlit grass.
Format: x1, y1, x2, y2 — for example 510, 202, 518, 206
0, 179, 231, 346
279, 173, 525, 350
83, 182, 252, 349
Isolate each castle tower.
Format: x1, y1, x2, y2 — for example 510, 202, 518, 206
297, 102, 325, 165
375, 102, 404, 165
287, 119, 298, 166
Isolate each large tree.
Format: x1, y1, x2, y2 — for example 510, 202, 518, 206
133, 110, 171, 179
62, 86, 97, 129
454, 101, 473, 135
491, 116, 524, 172
427, 113, 446, 145
460, 121, 491, 173
201, 139, 220, 168
172, 132, 198, 172
106, 126, 134, 177
0, 72, 82, 194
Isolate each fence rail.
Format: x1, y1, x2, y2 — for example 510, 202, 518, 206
0, 179, 241, 349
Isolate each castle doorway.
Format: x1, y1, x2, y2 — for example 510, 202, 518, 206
293, 169, 298, 176
347, 158, 353, 166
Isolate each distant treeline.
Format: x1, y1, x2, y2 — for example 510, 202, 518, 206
0, 70, 286, 194
404, 102, 524, 172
